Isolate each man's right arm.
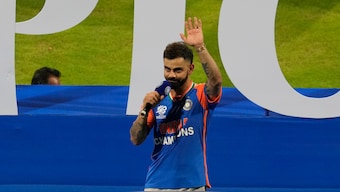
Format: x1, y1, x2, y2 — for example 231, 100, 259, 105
129, 113, 150, 145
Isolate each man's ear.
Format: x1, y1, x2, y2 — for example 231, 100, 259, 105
189, 63, 195, 74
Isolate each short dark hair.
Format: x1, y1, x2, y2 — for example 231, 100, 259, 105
31, 67, 61, 85
163, 42, 193, 64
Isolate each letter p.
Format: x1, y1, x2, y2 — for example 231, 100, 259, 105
0, 0, 98, 115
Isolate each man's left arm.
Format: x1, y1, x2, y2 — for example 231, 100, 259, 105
195, 44, 222, 100
180, 17, 222, 100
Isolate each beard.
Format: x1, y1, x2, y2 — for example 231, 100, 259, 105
166, 74, 188, 89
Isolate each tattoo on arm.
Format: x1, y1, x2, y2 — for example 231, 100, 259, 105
202, 62, 212, 96
202, 62, 211, 78
130, 117, 150, 145
201, 62, 221, 99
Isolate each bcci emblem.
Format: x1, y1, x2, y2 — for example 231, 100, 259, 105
183, 99, 193, 111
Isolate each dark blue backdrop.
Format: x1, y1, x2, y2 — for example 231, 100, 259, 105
0, 85, 339, 190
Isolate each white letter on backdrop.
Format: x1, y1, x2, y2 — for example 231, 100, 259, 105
0, 0, 17, 115
218, 0, 340, 118
16, 0, 99, 34
126, 0, 186, 115
0, 0, 98, 115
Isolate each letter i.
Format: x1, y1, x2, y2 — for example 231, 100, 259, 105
0, 0, 18, 115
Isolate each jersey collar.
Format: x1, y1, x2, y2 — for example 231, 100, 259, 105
169, 81, 195, 101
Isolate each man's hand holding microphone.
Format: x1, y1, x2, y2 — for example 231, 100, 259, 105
140, 80, 171, 117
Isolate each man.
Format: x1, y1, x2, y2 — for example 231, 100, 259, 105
129, 17, 222, 191
31, 66, 61, 85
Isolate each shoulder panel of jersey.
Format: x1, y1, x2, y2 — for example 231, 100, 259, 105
195, 83, 222, 110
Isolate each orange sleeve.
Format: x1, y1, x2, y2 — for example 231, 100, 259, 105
195, 83, 222, 110
146, 110, 154, 129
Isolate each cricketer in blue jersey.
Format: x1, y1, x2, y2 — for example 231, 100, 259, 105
130, 17, 223, 191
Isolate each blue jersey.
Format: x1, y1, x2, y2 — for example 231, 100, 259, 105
145, 82, 222, 189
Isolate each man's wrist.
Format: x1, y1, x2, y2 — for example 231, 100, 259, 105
194, 44, 206, 53
139, 110, 147, 117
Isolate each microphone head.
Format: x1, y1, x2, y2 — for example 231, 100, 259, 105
155, 80, 171, 96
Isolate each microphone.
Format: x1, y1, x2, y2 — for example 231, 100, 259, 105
140, 80, 171, 116
155, 80, 171, 97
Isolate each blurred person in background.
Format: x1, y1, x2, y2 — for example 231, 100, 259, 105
31, 66, 61, 85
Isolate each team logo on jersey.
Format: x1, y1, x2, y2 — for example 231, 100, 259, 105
183, 99, 193, 111
156, 105, 167, 119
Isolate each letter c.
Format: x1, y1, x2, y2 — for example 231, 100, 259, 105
218, 0, 340, 118
16, 0, 98, 34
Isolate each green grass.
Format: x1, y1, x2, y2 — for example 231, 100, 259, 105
16, 0, 134, 85
16, 0, 340, 88
275, 0, 340, 88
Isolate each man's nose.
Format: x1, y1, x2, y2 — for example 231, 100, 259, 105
168, 71, 176, 78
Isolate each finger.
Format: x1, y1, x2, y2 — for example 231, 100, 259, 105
198, 18, 202, 29
184, 20, 189, 31
179, 33, 186, 41
149, 98, 157, 105
150, 91, 161, 103
151, 96, 160, 105
144, 97, 156, 106
193, 17, 199, 29
144, 92, 157, 103
187, 17, 193, 30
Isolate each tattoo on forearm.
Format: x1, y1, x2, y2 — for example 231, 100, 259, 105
202, 63, 211, 78
202, 62, 213, 96
135, 127, 147, 141
201, 62, 221, 98
130, 119, 149, 144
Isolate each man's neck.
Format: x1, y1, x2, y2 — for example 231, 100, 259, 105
171, 80, 193, 99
